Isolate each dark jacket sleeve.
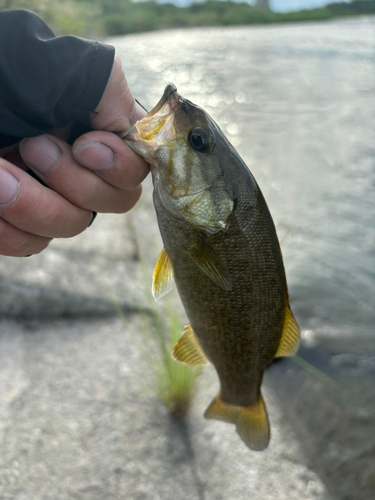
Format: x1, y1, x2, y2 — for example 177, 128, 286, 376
0, 10, 115, 148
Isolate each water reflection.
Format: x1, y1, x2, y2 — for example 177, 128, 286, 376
110, 16, 375, 338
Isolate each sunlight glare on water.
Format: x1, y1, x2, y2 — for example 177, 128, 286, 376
110, 17, 375, 338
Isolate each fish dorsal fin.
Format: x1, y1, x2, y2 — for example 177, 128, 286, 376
152, 247, 174, 301
204, 393, 270, 451
188, 236, 232, 291
275, 306, 300, 357
171, 324, 210, 366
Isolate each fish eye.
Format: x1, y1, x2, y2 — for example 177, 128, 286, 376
188, 127, 213, 153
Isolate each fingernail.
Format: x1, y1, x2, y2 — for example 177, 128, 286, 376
130, 100, 146, 126
73, 142, 115, 171
0, 168, 20, 206
20, 135, 61, 174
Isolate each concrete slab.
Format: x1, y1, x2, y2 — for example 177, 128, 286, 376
0, 177, 330, 499
0, 318, 329, 500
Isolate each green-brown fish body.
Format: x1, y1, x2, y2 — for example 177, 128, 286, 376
122, 84, 299, 450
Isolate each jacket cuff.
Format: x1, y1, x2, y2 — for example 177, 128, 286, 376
80, 41, 115, 113
69, 42, 115, 125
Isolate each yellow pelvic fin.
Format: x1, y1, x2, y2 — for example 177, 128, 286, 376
152, 247, 174, 301
275, 306, 300, 357
188, 236, 232, 291
171, 324, 210, 366
204, 393, 270, 451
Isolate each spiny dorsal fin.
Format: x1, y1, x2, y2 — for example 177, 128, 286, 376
152, 247, 174, 301
188, 236, 232, 291
204, 393, 270, 451
275, 306, 300, 357
171, 324, 210, 366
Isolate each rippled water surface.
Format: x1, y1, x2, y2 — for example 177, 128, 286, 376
110, 17, 375, 338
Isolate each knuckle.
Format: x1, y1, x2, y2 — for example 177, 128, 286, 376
42, 202, 60, 227
68, 175, 99, 211
39, 192, 92, 237
81, 176, 99, 208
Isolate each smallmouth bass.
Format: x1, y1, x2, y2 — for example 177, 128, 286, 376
122, 84, 300, 451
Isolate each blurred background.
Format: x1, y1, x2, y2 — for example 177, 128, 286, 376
0, 1, 374, 500
0, 0, 374, 36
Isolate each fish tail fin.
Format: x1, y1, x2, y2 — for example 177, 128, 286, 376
204, 393, 270, 451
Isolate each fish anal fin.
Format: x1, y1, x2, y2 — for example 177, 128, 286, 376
152, 247, 174, 301
275, 306, 300, 357
171, 324, 210, 366
188, 236, 232, 291
204, 393, 270, 451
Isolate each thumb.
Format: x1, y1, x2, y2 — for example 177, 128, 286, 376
90, 55, 145, 132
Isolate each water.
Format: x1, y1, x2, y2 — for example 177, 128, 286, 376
110, 17, 375, 338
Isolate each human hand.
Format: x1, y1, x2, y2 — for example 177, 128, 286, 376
0, 55, 149, 257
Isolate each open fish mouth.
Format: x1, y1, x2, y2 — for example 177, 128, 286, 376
120, 84, 179, 144
147, 83, 179, 118
128, 84, 179, 143
120, 84, 181, 163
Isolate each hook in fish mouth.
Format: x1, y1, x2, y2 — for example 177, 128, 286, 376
147, 83, 179, 117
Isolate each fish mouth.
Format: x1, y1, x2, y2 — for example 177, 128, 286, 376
121, 84, 180, 163
147, 84, 179, 118
126, 84, 179, 143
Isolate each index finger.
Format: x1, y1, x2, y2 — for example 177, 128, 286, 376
72, 131, 150, 191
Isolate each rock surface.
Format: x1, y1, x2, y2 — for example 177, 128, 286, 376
0, 177, 332, 500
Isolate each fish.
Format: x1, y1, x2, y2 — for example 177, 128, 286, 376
121, 84, 300, 451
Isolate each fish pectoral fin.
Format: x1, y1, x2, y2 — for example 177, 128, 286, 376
171, 324, 210, 366
188, 236, 232, 291
152, 247, 174, 301
275, 306, 300, 357
204, 393, 270, 451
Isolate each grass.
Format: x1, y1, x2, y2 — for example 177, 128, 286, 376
112, 213, 201, 418
291, 354, 339, 390
154, 300, 202, 417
